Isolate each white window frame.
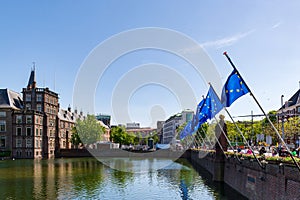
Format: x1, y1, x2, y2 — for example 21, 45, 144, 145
26, 139, 32, 148
26, 127, 32, 136
25, 94, 31, 101
26, 116, 32, 124
16, 127, 22, 136
16, 139, 22, 148
36, 94, 42, 102
16, 115, 22, 124
0, 120, 6, 132
37, 104, 42, 112
0, 111, 6, 117
0, 136, 6, 148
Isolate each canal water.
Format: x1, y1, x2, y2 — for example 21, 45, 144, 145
0, 158, 246, 199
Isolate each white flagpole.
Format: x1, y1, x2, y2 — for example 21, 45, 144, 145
223, 52, 300, 172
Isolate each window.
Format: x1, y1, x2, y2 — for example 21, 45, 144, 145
26, 127, 32, 136
0, 111, 6, 117
26, 104, 31, 110
61, 130, 65, 138
26, 116, 32, 124
0, 136, 6, 148
36, 94, 42, 102
40, 118, 43, 124
16, 150, 22, 157
36, 128, 39, 136
25, 94, 31, 101
35, 139, 39, 148
16, 115, 22, 124
26, 150, 32, 157
16, 139, 22, 148
297, 107, 300, 113
50, 130, 53, 137
37, 104, 42, 112
49, 119, 54, 127
26, 139, 32, 148
16, 127, 22, 136
40, 128, 42, 136
0, 120, 6, 132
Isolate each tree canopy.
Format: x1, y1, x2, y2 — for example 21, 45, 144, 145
76, 114, 104, 145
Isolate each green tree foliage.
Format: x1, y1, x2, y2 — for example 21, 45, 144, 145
150, 130, 159, 144
196, 123, 208, 139
110, 126, 135, 146
70, 126, 82, 148
76, 115, 104, 145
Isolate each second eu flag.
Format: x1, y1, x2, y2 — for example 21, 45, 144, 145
221, 70, 249, 107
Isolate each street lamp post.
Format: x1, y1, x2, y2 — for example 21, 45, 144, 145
281, 95, 285, 142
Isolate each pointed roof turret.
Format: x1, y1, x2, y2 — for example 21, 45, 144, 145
27, 64, 36, 89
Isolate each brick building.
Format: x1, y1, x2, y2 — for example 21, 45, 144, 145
0, 69, 86, 158
57, 107, 84, 150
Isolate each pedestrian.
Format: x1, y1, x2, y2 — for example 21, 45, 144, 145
259, 146, 266, 156
291, 148, 297, 156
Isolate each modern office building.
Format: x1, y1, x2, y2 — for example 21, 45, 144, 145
126, 122, 140, 129
156, 121, 165, 143
162, 110, 194, 144
96, 114, 111, 127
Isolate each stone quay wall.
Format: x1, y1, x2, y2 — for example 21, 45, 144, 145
58, 148, 188, 159
189, 150, 300, 200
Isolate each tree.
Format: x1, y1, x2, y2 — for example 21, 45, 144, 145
150, 130, 159, 144
70, 126, 82, 148
76, 114, 104, 145
110, 126, 128, 146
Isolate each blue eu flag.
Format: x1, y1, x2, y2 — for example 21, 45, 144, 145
180, 121, 193, 140
191, 99, 204, 133
221, 70, 249, 107
200, 86, 223, 120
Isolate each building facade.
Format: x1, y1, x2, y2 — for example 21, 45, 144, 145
57, 107, 84, 150
162, 110, 194, 144
126, 122, 140, 129
95, 114, 111, 127
278, 88, 300, 146
0, 69, 87, 158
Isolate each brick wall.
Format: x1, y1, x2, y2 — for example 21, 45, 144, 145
190, 151, 300, 200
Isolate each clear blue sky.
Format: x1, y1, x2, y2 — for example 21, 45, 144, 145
1, 1, 300, 127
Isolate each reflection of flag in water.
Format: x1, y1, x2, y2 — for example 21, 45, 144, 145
221, 70, 249, 107
200, 86, 223, 120
179, 180, 189, 200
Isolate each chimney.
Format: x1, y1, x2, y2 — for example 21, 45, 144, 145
68, 104, 71, 112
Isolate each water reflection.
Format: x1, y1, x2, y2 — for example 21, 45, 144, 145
0, 158, 245, 199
